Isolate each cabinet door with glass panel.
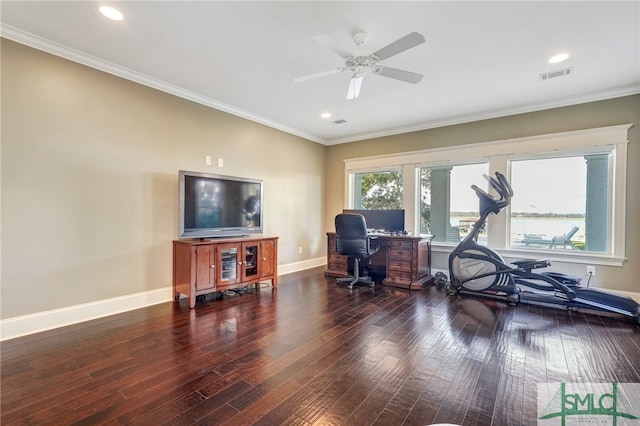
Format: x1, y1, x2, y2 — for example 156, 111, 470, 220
241, 241, 260, 282
216, 242, 242, 286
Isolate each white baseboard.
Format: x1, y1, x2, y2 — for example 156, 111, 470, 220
0, 258, 328, 341
278, 256, 326, 276
0, 287, 173, 341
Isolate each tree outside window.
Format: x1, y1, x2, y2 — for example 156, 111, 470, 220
354, 170, 403, 210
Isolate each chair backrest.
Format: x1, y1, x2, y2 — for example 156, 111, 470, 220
335, 213, 372, 258
553, 226, 579, 243
564, 226, 579, 241
447, 226, 461, 242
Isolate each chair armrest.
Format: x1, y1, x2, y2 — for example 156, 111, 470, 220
367, 236, 380, 254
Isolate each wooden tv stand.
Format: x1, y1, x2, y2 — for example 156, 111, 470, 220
325, 233, 433, 290
173, 236, 278, 308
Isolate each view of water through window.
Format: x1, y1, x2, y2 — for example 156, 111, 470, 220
353, 154, 608, 252
509, 156, 595, 251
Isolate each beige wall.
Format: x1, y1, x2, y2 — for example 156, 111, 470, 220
1, 40, 326, 319
326, 95, 640, 293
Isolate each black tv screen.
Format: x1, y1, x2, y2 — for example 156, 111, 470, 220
179, 170, 263, 238
342, 209, 405, 232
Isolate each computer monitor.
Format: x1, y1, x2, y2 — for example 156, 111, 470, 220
342, 209, 405, 232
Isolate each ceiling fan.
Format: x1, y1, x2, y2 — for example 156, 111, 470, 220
294, 31, 425, 100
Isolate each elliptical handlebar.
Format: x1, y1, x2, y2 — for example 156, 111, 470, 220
495, 172, 514, 198
483, 172, 513, 202
485, 173, 505, 199
472, 172, 513, 217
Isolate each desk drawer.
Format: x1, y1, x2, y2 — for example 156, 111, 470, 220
389, 248, 413, 259
389, 239, 413, 249
329, 252, 346, 261
388, 260, 412, 272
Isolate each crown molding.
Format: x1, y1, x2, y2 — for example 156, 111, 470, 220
326, 84, 640, 145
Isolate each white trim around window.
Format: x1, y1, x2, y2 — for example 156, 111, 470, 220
344, 124, 632, 267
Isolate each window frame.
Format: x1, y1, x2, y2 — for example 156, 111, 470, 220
418, 162, 490, 244
351, 169, 405, 210
506, 150, 611, 253
343, 124, 631, 267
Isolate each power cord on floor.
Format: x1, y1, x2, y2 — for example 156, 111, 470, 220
222, 282, 272, 297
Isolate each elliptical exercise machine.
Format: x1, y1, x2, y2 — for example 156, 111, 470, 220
438, 172, 640, 325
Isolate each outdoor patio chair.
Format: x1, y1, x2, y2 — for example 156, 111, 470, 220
521, 226, 579, 250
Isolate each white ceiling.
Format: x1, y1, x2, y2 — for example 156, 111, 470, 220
2, 1, 639, 145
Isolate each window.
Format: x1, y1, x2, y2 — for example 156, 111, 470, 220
353, 170, 403, 209
344, 124, 630, 265
420, 163, 488, 244
510, 155, 609, 253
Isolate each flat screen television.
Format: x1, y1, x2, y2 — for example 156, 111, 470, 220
342, 209, 405, 232
178, 170, 263, 239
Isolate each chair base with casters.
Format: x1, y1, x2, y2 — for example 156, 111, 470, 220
336, 257, 376, 289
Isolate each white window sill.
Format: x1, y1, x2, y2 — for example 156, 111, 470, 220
430, 243, 626, 267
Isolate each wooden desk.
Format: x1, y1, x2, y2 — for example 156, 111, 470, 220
325, 233, 433, 290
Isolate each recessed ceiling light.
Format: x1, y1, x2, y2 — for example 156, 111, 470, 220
99, 6, 124, 21
320, 112, 332, 119
548, 53, 570, 64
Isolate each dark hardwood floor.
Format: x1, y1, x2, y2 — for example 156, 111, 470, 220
2, 268, 639, 425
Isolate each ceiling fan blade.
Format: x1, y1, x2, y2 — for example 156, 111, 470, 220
347, 75, 363, 100
294, 68, 345, 83
375, 66, 423, 84
312, 34, 354, 58
373, 32, 425, 61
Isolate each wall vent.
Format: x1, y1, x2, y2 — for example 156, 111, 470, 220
332, 119, 347, 125
539, 67, 574, 81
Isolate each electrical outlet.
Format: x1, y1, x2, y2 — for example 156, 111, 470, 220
298, 246, 303, 254
587, 265, 596, 276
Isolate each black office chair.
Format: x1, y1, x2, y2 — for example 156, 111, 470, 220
334, 213, 381, 289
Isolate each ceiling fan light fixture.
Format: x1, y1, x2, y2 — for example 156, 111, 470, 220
353, 32, 368, 47
353, 66, 367, 78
